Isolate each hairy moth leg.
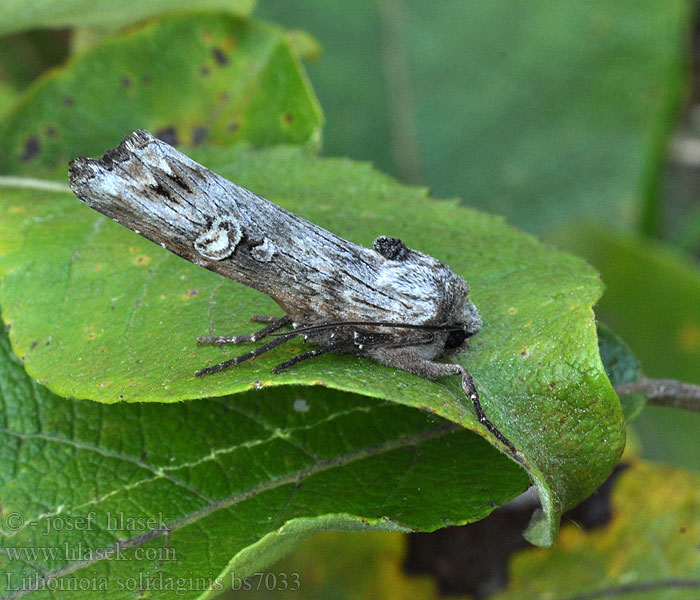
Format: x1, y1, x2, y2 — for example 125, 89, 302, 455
195, 335, 293, 377
198, 315, 292, 346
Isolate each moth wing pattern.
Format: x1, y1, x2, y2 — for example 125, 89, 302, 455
69, 130, 476, 331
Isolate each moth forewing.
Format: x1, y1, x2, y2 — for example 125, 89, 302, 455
69, 130, 519, 458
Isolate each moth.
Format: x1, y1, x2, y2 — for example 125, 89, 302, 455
69, 130, 517, 456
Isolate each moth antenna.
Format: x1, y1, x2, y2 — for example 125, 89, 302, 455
196, 335, 292, 376
271, 320, 461, 338
198, 316, 291, 345
272, 340, 352, 374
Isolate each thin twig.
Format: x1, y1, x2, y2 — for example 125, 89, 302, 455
615, 378, 700, 412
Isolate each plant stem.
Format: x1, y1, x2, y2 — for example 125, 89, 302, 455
615, 378, 700, 413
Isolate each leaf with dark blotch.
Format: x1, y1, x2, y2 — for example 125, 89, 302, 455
0, 13, 322, 175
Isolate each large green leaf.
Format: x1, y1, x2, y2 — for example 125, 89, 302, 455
0, 13, 322, 176
0, 323, 528, 598
0, 144, 624, 545
255, 0, 690, 233
0, 0, 255, 37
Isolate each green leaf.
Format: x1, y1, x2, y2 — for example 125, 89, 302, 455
0, 145, 624, 546
255, 0, 690, 233
597, 323, 646, 422
0, 81, 20, 118
0, 323, 528, 597
0, 0, 255, 37
561, 225, 700, 471
0, 13, 323, 176
493, 461, 700, 600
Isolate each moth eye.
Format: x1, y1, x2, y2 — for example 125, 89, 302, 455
373, 236, 409, 261
444, 329, 467, 350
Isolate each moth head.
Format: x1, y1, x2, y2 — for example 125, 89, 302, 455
371, 234, 482, 353
442, 297, 481, 350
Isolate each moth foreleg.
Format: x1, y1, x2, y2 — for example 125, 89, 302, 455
250, 314, 285, 324
195, 335, 292, 377
197, 316, 292, 346
452, 365, 518, 457
390, 357, 518, 457
272, 340, 352, 374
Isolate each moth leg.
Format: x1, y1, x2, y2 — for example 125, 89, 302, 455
250, 314, 283, 324
198, 316, 292, 346
395, 358, 518, 457
196, 335, 292, 377
272, 340, 352, 374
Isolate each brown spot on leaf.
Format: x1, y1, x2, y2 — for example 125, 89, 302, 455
121, 76, 132, 88
678, 322, 700, 352
188, 289, 200, 297
132, 255, 152, 266
155, 127, 179, 146
31, 341, 38, 349
192, 126, 207, 145
20, 136, 40, 162
63, 96, 74, 107
228, 121, 240, 132
212, 47, 229, 66
142, 74, 153, 85
200, 65, 210, 77
282, 110, 294, 124
44, 125, 57, 138
223, 36, 237, 51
